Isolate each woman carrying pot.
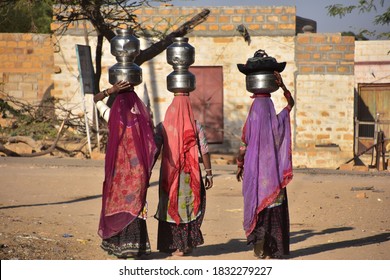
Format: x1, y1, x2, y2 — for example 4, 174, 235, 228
94, 80, 156, 259
236, 50, 294, 259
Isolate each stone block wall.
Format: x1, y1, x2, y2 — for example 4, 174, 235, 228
296, 33, 355, 75
50, 5, 297, 37
293, 74, 355, 167
135, 6, 296, 36
293, 33, 355, 168
0, 33, 54, 103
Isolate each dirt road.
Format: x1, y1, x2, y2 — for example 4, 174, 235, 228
0, 157, 389, 260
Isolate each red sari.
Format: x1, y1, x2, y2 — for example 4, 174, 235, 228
154, 95, 206, 253
158, 95, 201, 224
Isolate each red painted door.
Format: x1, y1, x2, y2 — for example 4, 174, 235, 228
189, 66, 224, 144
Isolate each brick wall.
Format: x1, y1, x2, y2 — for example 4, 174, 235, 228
296, 33, 355, 75
0, 33, 54, 102
145, 6, 296, 36
293, 33, 356, 168
293, 74, 355, 168
51, 5, 297, 37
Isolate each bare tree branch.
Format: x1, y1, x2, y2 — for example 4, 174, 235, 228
135, 8, 210, 65
0, 113, 70, 157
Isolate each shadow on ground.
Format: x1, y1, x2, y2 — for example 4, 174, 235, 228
0, 194, 102, 210
290, 227, 390, 258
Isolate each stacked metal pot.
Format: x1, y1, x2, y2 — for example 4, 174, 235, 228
108, 28, 142, 86
166, 37, 196, 93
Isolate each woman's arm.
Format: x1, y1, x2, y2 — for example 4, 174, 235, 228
274, 71, 295, 110
95, 97, 110, 122
93, 80, 132, 103
197, 121, 213, 190
152, 123, 164, 168
236, 143, 246, 182
94, 81, 133, 122
201, 152, 213, 190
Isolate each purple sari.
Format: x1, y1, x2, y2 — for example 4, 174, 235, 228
98, 91, 156, 239
242, 96, 293, 237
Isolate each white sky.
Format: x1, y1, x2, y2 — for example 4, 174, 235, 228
162, 0, 389, 39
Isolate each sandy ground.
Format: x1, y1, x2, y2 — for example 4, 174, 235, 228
0, 156, 389, 260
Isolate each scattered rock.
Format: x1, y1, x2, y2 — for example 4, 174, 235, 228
356, 192, 368, 199
351, 186, 374, 191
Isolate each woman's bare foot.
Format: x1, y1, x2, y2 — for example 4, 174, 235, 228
172, 249, 184, 256
171, 247, 193, 256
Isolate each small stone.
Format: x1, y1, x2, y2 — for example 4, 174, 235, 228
356, 192, 367, 199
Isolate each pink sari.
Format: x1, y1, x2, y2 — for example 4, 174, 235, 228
159, 96, 201, 225
98, 91, 156, 239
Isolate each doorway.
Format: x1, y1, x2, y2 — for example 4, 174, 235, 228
355, 83, 390, 166
189, 66, 224, 144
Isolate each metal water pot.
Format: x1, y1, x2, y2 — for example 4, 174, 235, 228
109, 63, 142, 86
110, 28, 140, 60
166, 37, 196, 93
167, 70, 196, 93
108, 28, 142, 86
166, 37, 195, 67
246, 71, 278, 94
